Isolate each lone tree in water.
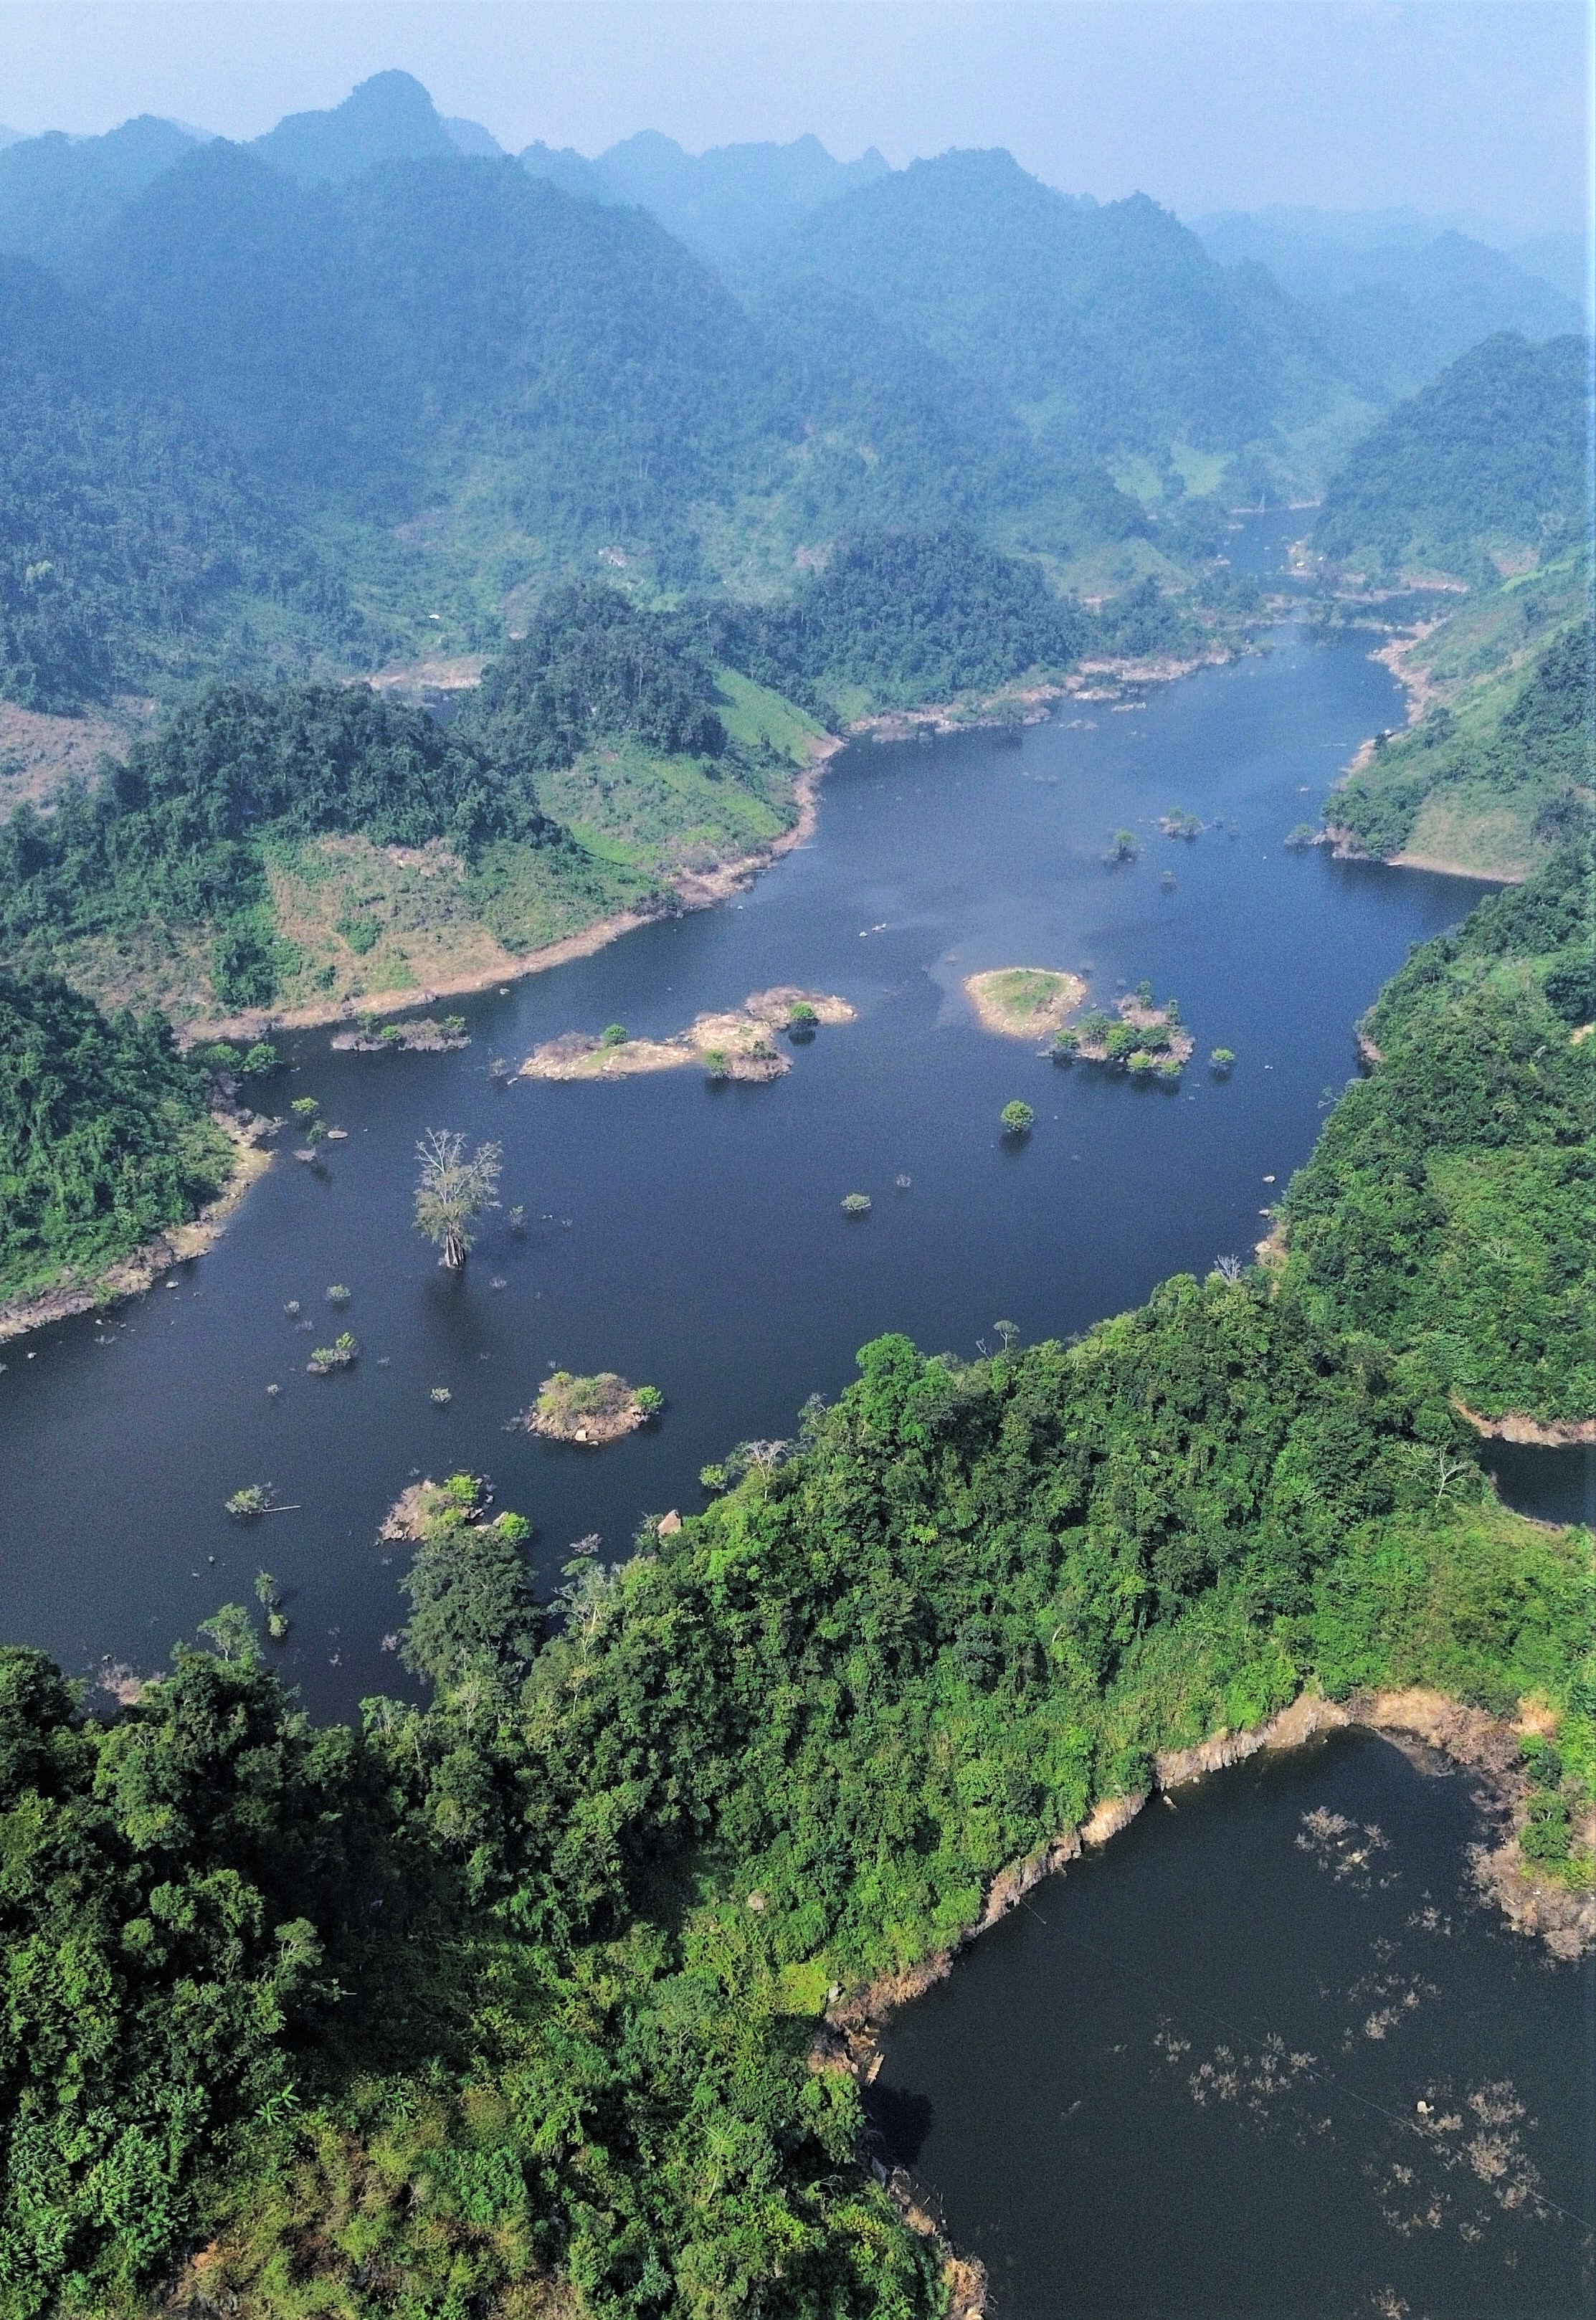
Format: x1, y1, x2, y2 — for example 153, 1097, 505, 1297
414, 1128, 502, 1268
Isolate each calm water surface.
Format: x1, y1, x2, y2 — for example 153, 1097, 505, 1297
869, 1731, 1595, 2319
3, 518, 1587, 2312
0, 536, 1525, 1716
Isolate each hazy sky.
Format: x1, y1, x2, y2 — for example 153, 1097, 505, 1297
2, 1, 1588, 236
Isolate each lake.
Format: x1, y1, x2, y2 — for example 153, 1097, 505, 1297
0, 531, 1537, 1716
868, 1729, 1595, 2317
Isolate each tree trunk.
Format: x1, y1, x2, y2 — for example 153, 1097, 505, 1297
443, 1230, 465, 1268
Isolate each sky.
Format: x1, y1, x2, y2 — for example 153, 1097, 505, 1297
1, 1, 1589, 237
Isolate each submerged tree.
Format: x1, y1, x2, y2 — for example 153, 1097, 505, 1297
414, 1129, 503, 1268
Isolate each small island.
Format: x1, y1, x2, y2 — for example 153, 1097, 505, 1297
523, 1371, 663, 1445
521, 987, 854, 1084
1053, 985, 1194, 1076
331, 1013, 470, 1053
964, 967, 1088, 1038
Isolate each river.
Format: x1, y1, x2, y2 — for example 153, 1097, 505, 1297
4, 522, 1590, 2311
0, 525, 1574, 1726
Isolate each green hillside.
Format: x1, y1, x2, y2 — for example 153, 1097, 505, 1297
1314, 333, 1592, 875
0, 588, 821, 1023
1329, 585, 1594, 875
747, 150, 1350, 488
1283, 845, 1595, 1425
1314, 331, 1591, 576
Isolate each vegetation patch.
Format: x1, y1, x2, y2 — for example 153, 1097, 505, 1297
330, 1012, 470, 1053
0, 966, 233, 1308
1053, 984, 1194, 1074
964, 965, 1087, 1038
522, 987, 854, 1083
525, 1371, 662, 1444
1281, 845, 1595, 1428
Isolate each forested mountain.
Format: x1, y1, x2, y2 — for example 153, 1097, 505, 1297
1195, 208, 1582, 399
1314, 331, 1591, 575
85, 143, 775, 537
582, 129, 891, 265
0, 255, 373, 711
0, 117, 1205, 706
0, 969, 229, 1303
0, 112, 198, 269
4, 70, 1577, 727
746, 151, 1345, 476
247, 67, 457, 182
1, 851, 1589, 2309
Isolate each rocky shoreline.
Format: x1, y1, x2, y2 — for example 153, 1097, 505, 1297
807, 1683, 1590, 2316
820, 1687, 1591, 2063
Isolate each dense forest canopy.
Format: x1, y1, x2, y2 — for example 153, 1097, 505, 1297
1313, 331, 1592, 574
1283, 844, 1595, 1424
0, 852, 1590, 2309
459, 581, 731, 766
746, 151, 1336, 457
0, 257, 371, 712
0, 969, 229, 1302
695, 526, 1093, 709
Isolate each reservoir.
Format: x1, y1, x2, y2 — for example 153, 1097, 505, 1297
0, 561, 1522, 1714
3, 528, 1588, 2310
868, 1729, 1595, 2317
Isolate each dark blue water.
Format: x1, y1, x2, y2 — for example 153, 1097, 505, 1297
0, 586, 1496, 1714
869, 1731, 1595, 2318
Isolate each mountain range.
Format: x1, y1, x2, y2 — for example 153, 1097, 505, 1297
0, 68, 1587, 720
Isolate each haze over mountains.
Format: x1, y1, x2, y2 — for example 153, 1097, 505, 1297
0, 67, 1586, 720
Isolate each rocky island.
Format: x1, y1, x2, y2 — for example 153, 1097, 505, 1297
330, 1012, 470, 1053
1053, 984, 1194, 1075
521, 987, 855, 1084
523, 1371, 663, 1445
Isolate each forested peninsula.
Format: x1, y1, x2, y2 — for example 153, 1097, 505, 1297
0, 845, 1589, 2317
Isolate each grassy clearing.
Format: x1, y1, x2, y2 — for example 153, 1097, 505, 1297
964, 966, 1087, 1036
